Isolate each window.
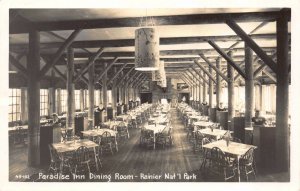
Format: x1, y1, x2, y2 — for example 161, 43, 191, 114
60, 89, 67, 113
40, 89, 49, 116
75, 90, 80, 110
9, 88, 21, 122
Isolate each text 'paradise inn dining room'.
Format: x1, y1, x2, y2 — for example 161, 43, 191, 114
7, 8, 291, 183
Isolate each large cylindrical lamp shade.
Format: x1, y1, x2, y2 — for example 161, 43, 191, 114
135, 28, 160, 71
152, 60, 164, 81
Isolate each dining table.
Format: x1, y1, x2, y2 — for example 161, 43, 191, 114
143, 124, 167, 149
52, 139, 100, 172
202, 139, 257, 182
198, 128, 228, 140
193, 121, 215, 130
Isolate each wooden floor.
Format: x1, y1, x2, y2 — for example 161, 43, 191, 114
9, 108, 289, 182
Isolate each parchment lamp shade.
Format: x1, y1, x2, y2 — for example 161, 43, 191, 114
152, 60, 165, 81
135, 28, 160, 71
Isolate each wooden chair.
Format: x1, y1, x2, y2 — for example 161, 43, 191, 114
193, 131, 204, 153
156, 125, 173, 148
142, 129, 155, 149
209, 147, 238, 181
239, 147, 256, 181
73, 146, 91, 175
200, 138, 211, 170
117, 122, 129, 141
48, 144, 72, 174
99, 131, 115, 155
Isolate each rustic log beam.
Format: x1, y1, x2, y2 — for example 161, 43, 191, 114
129, 73, 143, 86
107, 63, 129, 85
115, 67, 135, 87
208, 40, 246, 79
9, 54, 28, 77
183, 73, 197, 86
226, 19, 277, 72
10, 33, 283, 51
74, 47, 105, 82
253, 53, 277, 78
40, 56, 67, 82
66, 47, 75, 132
39, 29, 81, 79
88, 55, 95, 127
228, 22, 269, 50
11, 11, 284, 34
102, 63, 108, 110
187, 69, 203, 85
95, 57, 119, 82
27, 30, 40, 167
216, 57, 221, 107
227, 51, 235, 131
275, 8, 290, 172
190, 66, 209, 85
134, 75, 147, 89
194, 60, 217, 84
263, 70, 277, 82
199, 54, 229, 83
131, 74, 144, 88
244, 44, 254, 129
208, 65, 213, 109
181, 74, 194, 86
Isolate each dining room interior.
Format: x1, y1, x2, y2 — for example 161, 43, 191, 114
7, 8, 292, 183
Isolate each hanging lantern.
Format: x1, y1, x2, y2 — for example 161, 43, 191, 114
135, 28, 160, 71
157, 68, 167, 88
152, 60, 164, 81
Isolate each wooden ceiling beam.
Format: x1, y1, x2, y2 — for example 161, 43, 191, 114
10, 11, 286, 34
38, 29, 82, 80
9, 54, 28, 77
9, 33, 283, 51
208, 40, 246, 79
226, 19, 277, 72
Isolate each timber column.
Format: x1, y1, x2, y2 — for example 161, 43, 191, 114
67, 47, 75, 131
208, 66, 213, 109
27, 30, 40, 166
202, 71, 207, 103
88, 57, 95, 129
227, 51, 235, 131
102, 63, 108, 110
275, 9, 290, 172
244, 44, 254, 129
216, 57, 221, 107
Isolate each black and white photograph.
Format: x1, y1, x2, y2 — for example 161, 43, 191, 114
1, 1, 299, 191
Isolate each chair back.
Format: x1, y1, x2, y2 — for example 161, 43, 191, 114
74, 146, 90, 163
101, 131, 113, 144
210, 147, 230, 167
241, 147, 255, 164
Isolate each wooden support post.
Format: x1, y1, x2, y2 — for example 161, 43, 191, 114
48, 87, 56, 115
275, 9, 290, 172
245, 44, 254, 129
27, 30, 40, 167
66, 47, 75, 132
199, 77, 202, 103
20, 87, 28, 123
227, 51, 235, 131
216, 57, 221, 107
80, 89, 84, 111
102, 63, 108, 110
111, 67, 118, 117
209, 66, 213, 108
202, 71, 207, 103
88, 57, 95, 128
